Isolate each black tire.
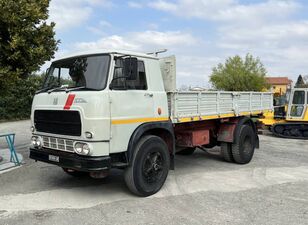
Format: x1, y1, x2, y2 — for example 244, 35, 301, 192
221, 142, 234, 162
232, 125, 256, 164
124, 135, 170, 197
176, 147, 196, 155
62, 168, 89, 177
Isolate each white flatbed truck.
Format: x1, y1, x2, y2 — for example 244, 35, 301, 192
30, 50, 273, 196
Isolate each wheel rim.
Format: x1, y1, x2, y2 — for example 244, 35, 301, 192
142, 151, 164, 184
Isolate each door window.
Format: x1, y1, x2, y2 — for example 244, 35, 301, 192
290, 91, 305, 117
292, 91, 305, 104
112, 59, 147, 90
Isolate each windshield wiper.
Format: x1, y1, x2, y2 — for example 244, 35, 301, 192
48, 85, 69, 94
65, 86, 96, 92
36, 85, 57, 94
37, 85, 95, 94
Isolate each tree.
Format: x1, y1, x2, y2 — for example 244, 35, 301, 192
0, 74, 44, 121
0, 0, 59, 92
295, 75, 307, 88
210, 54, 269, 91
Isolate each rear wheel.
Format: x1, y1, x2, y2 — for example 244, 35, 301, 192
221, 142, 234, 162
232, 125, 255, 164
124, 135, 170, 197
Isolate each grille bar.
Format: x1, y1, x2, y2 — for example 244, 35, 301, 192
42, 136, 75, 153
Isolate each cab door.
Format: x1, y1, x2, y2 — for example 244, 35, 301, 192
109, 58, 154, 154
287, 89, 307, 120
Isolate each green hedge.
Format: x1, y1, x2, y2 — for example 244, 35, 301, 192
0, 75, 43, 121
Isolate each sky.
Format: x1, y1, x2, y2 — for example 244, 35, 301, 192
46, 0, 308, 87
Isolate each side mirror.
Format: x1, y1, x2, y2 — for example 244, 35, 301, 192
124, 57, 138, 80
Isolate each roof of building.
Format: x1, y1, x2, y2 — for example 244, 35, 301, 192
266, 77, 292, 85
53, 49, 159, 62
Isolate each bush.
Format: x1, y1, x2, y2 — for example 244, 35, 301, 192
0, 75, 43, 121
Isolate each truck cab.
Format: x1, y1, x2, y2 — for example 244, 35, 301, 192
31, 51, 169, 155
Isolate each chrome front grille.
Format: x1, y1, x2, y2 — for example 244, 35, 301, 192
42, 136, 74, 152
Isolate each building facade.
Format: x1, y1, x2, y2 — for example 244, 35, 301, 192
265, 77, 292, 96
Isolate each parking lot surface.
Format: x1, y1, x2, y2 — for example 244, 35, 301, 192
0, 120, 307, 225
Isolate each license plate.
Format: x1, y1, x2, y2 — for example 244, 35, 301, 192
48, 155, 59, 162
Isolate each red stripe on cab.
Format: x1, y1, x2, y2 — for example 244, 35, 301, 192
64, 94, 76, 110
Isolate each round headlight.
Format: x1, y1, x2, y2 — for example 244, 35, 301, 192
36, 139, 42, 148
31, 136, 37, 146
82, 144, 90, 155
31, 136, 42, 148
74, 142, 84, 154
74, 142, 91, 155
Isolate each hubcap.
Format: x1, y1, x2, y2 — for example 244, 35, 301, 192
142, 151, 164, 184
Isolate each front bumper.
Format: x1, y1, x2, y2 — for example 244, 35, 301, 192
30, 148, 111, 172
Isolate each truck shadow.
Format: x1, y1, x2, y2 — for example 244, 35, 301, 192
45, 146, 236, 197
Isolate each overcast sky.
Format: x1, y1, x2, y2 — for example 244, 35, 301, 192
46, 0, 308, 87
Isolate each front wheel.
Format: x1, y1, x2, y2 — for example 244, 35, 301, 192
124, 135, 170, 197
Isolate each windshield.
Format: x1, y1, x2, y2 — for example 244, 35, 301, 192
42, 54, 110, 91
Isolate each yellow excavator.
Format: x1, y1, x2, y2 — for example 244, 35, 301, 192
260, 88, 308, 139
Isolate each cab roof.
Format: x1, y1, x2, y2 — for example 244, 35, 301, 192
53, 49, 159, 63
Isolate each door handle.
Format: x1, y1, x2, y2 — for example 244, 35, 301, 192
144, 93, 153, 97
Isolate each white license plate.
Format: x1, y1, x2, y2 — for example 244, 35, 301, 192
48, 155, 59, 162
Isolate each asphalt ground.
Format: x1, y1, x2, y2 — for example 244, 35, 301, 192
0, 120, 307, 225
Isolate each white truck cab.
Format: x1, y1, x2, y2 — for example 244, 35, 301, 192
30, 50, 273, 196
